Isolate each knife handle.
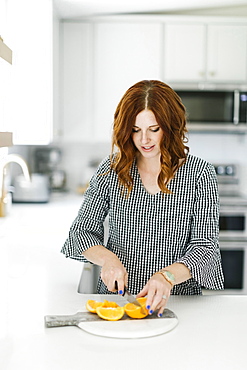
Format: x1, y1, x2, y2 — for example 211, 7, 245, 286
114, 281, 126, 295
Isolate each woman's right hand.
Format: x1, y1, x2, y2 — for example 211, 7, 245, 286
101, 254, 128, 294
83, 245, 128, 294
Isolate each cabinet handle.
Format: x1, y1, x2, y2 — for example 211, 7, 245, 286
209, 71, 216, 77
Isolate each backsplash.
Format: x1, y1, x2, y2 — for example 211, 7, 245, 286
188, 132, 247, 197
8, 131, 247, 197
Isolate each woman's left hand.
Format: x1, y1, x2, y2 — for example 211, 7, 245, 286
136, 273, 172, 317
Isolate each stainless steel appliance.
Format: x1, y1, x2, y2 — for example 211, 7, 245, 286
12, 173, 50, 203
34, 147, 67, 191
174, 85, 247, 133
214, 164, 247, 294
218, 240, 247, 294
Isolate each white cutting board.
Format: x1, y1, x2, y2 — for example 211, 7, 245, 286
78, 312, 178, 339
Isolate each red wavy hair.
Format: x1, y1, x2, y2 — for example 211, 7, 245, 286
110, 80, 189, 195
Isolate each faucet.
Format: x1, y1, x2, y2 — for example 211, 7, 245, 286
0, 154, 31, 217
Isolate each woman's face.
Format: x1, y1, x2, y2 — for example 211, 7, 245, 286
132, 109, 163, 160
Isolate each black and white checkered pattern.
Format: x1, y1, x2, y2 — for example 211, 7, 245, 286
61, 154, 224, 295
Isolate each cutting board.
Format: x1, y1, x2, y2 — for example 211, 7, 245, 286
45, 308, 178, 339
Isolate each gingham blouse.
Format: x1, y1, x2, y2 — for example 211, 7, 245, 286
61, 154, 224, 295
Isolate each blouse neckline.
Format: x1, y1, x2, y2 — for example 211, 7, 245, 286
132, 155, 189, 197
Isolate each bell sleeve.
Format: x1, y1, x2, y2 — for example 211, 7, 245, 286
176, 163, 224, 290
61, 158, 110, 262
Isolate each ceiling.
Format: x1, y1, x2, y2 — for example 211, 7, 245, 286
53, 0, 247, 19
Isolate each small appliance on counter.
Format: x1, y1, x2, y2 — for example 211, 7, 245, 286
34, 147, 67, 192
12, 173, 50, 203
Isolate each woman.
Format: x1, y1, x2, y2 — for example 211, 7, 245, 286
61, 80, 224, 317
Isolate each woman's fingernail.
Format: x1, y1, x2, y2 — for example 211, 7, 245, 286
118, 290, 123, 295
158, 313, 163, 318
149, 310, 153, 314
146, 305, 151, 310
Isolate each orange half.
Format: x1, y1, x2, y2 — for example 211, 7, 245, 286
124, 297, 148, 319
86, 299, 104, 313
101, 300, 119, 308
96, 306, 125, 321
86, 299, 120, 313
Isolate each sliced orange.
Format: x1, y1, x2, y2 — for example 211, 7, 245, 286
86, 299, 120, 313
86, 299, 104, 313
101, 300, 119, 308
124, 297, 148, 319
96, 306, 125, 321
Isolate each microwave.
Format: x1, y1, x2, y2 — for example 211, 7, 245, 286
175, 88, 247, 132
219, 207, 247, 239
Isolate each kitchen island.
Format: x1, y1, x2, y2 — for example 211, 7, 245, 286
1, 193, 246, 370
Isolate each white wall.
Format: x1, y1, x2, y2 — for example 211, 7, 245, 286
58, 142, 111, 191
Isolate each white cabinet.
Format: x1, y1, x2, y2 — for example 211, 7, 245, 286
164, 23, 247, 83
164, 23, 206, 82
0, 0, 12, 133
4, 0, 53, 145
207, 24, 247, 82
61, 16, 247, 144
0, 57, 12, 132
93, 22, 163, 142
62, 21, 163, 143
61, 22, 93, 142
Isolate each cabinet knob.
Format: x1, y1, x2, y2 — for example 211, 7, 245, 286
199, 71, 205, 77
209, 71, 216, 77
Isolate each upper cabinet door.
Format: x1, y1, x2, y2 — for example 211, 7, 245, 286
93, 22, 163, 142
61, 22, 93, 143
5, 0, 53, 145
164, 23, 206, 82
207, 24, 247, 82
164, 22, 247, 84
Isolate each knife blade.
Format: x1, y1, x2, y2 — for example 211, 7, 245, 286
115, 282, 144, 310
123, 288, 143, 308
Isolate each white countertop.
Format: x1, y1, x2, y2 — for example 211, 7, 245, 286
1, 193, 247, 370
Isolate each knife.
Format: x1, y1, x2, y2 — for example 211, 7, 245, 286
123, 288, 144, 308
115, 282, 143, 309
